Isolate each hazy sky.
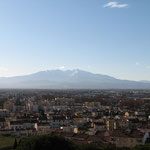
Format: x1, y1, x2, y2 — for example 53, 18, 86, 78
0, 0, 150, 81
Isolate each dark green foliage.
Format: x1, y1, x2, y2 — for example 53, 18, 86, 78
80, 144, 102, 150
15, 135, 150, 150
18, 139, 22, 146
13, 138, 17, 149
133, 144, 150, 150
117, 148, 131, 150
16, 135, 77, 150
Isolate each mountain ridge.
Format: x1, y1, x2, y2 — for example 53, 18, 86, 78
0, 69, 150, 89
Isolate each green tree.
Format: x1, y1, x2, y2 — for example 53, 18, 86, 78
16, 135, 77, 150
13, 138, 18, 149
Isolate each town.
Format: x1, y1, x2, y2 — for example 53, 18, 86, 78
0, 89, 150, 148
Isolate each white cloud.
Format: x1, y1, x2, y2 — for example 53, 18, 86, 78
104, 1, 128, 8
0, 67, 8, 72
59, 66, 65, 70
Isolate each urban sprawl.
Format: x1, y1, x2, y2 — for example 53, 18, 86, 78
0, 89, 150, 148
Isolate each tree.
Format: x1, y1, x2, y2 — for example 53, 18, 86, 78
16, 135, 77, 150
13, 138, 18, 149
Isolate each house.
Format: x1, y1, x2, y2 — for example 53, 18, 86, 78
9, 120, 37, 131
110, 129, 149, 148
106, 120, 117, 131
93, 122, 106, 131
0, 109, 9, 117
72, 133, 89, 142
62, 126, 78, 134
117, 118, 129, 129
0, 118, 6, 129
49, 116, 73, 128
96, 130, 110, 142
87, 135, 106, 145
35, 122, 51, 131
86, 128, 96, 135
9, 121, 24, 130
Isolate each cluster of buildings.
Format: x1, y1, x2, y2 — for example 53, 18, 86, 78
0, 90, 150, 148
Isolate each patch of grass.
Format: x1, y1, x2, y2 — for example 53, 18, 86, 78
0, 134, 15, 148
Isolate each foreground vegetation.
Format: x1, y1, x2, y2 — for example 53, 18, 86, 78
12, 134, 150, 150
0, 134, 15, 149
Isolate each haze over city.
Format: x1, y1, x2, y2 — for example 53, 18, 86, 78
0, 0, 150, 81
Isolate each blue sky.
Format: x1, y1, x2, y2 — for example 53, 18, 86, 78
0, 0, 150, 81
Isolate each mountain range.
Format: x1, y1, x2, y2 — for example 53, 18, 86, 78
0, 69, 150, 89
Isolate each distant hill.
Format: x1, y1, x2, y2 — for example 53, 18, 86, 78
140, 80, 150, 83
0, 69, 150, 89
